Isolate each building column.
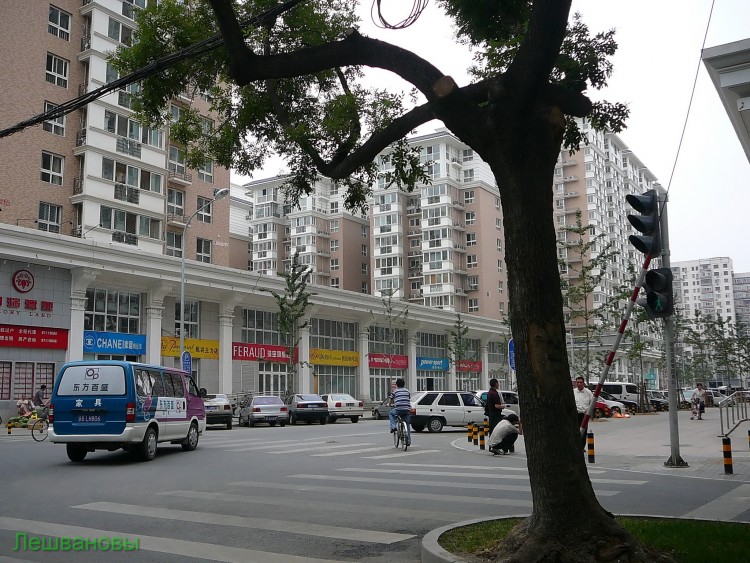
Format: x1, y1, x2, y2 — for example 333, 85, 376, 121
298, 326, 311, 394
448, 363, 457, 390
67, 268, 97, 362
358, 330, 372, 403
407, 334, 418, 392
145, 282, 172, 364
218, 312, 234, 394
481, 343, 490, 389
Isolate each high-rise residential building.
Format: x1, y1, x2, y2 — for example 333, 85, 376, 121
0, 0, 231, 264
670, 257, 737, 329
733, 272, 750, 336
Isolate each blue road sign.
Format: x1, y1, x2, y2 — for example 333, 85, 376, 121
181, 351, 192, 374
508, 338, 515, 371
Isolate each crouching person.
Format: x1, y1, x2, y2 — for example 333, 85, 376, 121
488, 413, 520, 455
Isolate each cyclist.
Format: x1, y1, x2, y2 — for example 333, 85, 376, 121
388, 378, 411, 446
33, 384, 50, 408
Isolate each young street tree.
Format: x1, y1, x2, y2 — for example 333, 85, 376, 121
116, 0, 663, 559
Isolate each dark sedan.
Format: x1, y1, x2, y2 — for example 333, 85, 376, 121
285, 393, 329, 425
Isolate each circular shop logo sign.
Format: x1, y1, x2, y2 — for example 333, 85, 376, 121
12, 270, 34, 293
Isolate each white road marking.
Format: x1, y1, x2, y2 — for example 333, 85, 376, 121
312, 446, 394, 456
363, 450, 442, 459
378, 462, 605, 474
73, 502, 413, 545
0, 517, 345, 563
681, 483, 750, 520
226, 439, 333, 452
271, 443, 372, 454
229, 480, 535, 507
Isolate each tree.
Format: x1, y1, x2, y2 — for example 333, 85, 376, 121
368, 289, 409, 398
261, 250, 316, 396
115, 1, 665, 559
446, 313, 478, 390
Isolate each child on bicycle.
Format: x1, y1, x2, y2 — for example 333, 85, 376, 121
388, 378, 412, 446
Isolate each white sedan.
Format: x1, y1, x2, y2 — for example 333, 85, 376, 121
321, 393, 364, 423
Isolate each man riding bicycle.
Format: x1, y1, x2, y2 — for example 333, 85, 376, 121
388, 378, 412, 446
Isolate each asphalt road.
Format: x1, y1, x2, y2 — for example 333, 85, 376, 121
0, 413, 748, 562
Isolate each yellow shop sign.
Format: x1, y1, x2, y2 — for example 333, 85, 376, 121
161, 337, 219, 359
309, 348, 360, 367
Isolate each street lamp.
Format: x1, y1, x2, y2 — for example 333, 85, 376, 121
179, 187, 230, 359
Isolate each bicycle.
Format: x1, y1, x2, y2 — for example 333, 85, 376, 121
31, 406, 50, 442
392, 412, 410, 451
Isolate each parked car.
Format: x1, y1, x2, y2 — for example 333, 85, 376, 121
645, 390, 669, 411
203, 393, 233, 429
594, 391, 627, 416
705, 389, 726, 407
601, 381, 640, 404
593, 400, 611, 419
372, 397, 394, 420
285, 393, 329, 425
238, 395, 288, 427
321, 393, 364, 423
410, 391, 514, 433
474, 389, 521, 418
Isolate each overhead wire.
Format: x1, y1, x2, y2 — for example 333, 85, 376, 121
371, 0, 428, 29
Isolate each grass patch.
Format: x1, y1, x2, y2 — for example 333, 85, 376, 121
438, 517, 750, 562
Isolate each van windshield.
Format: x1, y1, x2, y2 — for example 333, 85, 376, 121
56, 365, 127, 396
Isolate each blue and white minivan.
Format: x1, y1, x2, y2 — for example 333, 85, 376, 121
49, 361, 206, 462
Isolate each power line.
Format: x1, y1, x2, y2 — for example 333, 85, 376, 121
371, 0, 428, 30
0, 0, 307, 140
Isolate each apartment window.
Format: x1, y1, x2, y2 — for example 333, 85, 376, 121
42, 102, 65, 135
495, 197, 501, 210
198, 161, 213, 183
102, 158, 138, 187
141, 170, 162, 193
108, 17, 134, 45
330, 239, 339, 252
468, 299, 479, 313
105, 110, 140, 140
361, 282, 369, 294
330, 201, 339, 214
331, 278, 340, 289
496, 239, 503, 252
196, 197, 213, 223
464, 190, 475, 204
168, 189, 184, 216
498, 281, 504, 294
330, 220, 339, 232
40, 152, 63, 185
45, 53, 68, 88
166, 231, 183, 257
463, 169, 474, 183
361, 225, 369, 238
196, 238, 212, 263
361, 263, 368, 275
38, 202, 62, 233
48, 6, 71, 40
139, 216, 161, 239
468, 276, 478, 290
497, 259, 503, 271
467, 255, 477, 268
361, 245, 368, 257
496, 218, 502, 230
466, 233, 477, 247
465, 211, 476, 225
331, 258, 339, 271
168, 146, 186, 175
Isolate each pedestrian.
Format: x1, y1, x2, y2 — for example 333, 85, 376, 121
488, 413, 520, 455
33, 384, 49, 408
691, 383, 706, 420
573, 376, 594, 429
486, 378, 506, 435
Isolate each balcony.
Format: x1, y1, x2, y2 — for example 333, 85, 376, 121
562, 175, 579, 182
75, 130, 87, 147
73, 177, 84, 195
114, 183, 140, 204
80, 35, 91, 52
168, 168, 192, 185
167, 213, 187, 226
116, 137, 142, 158
112, 231, 138, 246
562, 158, 577, 167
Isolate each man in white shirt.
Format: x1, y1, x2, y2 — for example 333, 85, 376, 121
573, 376, 594, 429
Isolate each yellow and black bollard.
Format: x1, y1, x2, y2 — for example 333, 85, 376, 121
467, 422, 473, 443
722, 437, 733, 475
472, 422, 479, 446
479, 423, 486, 450
7, 421, 11, 435
586, 431, 595, 463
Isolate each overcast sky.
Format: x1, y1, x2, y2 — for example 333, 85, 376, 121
232, 0, 750, 271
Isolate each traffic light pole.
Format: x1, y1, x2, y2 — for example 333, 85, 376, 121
659, 195, 687, 468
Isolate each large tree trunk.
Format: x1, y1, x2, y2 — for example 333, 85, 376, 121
467, 107, 670, 561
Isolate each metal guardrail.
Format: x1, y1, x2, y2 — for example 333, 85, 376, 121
717, 391, 750, 437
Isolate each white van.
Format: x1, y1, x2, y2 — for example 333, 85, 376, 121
601, 381, 640, 403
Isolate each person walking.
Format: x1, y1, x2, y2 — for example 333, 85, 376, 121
486, 378, 506, 435
691, 383, 706, 420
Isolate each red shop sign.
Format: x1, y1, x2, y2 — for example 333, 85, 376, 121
457, 360, 482, 373
0, 324, 68, 349
368, 353, 409, 370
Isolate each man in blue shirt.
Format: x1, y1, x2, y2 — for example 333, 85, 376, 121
389, 378, 412, 446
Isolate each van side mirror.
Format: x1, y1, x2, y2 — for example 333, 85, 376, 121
199, 388, 207, 398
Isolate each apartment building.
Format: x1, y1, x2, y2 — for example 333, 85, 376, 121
733, 272, 750, 336
671, 257, 737, 328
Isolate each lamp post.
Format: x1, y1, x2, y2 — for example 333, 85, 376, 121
179, 187, 230, 359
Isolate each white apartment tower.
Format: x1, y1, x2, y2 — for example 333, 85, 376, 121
671, 257, 737, 328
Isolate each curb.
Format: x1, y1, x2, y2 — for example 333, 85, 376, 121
421, 516, 497, 563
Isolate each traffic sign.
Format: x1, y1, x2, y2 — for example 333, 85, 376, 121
508, 338, 515, 371
181, 350, 192, 374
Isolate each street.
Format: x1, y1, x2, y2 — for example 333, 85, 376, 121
1, 414, 748, 562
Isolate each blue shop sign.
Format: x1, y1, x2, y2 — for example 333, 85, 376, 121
416, 357, 449, 371
83, 330, 146, 355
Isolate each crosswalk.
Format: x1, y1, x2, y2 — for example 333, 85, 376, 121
0, 431, 655, 562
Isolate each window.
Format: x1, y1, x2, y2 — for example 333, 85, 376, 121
330, 220, 339, 232
38, 202, 62, 233
466, 233, 477, 247
107, 17, 133, 45
198, 161, 213, 183
169, 146, 186, 175
331, 258, 339, 271
48, 5, 71, 40
361, 263, 368, 275
85, 288, 140, 333
361, 225, 369, 238
467, 255, 477, 268
42, 102, 65, 135
464, 190, 474, 204
175, 300, 199, 339
139, 216, 161, 239
197, 197, 213, 223
468, 299, 479, 313
166, 231, 182, 257
331, 278, 340, 288
41, 152, 63, 185
168, 189, 184, 216
330, 239, 339, 252
496, 218, 502, 230
361, 245, 368, 257
463, 169, 474, 183
468, 276, 479, 290
330, 201, 339, 214
465, 211, 476, 225
496, 239, 503, 252
45, 53, 68, 88
197, 238, 212, 263
361, 282, 369, 293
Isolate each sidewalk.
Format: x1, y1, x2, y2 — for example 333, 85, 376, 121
454, 409, 750, 482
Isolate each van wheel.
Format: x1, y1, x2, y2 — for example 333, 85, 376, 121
350, 416, 359, 423
138, 427, 158, 461
181, 422, 199, 451
427, 417, 444, 432
66, 444, 87, 462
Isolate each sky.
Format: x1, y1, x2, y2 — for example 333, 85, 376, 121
231, 0, 750, 271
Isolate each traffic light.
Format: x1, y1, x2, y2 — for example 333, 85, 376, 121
626, 189, 661, 256
637, 267, 674, 319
